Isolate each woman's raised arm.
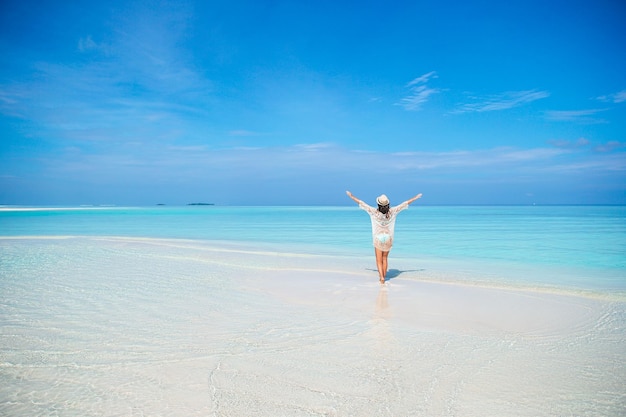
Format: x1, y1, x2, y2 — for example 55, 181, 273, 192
404, 193, 423, 205
346, 190, 362, 205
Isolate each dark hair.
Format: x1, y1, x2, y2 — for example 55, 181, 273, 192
378, 204, 390, 215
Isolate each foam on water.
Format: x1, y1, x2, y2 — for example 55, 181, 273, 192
1, 237, 625, 416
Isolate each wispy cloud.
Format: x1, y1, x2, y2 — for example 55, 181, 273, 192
292, 143, 334, 151
78, 35, 111, 54
385, 147, 570, 172
595, 141, 626, 153
548, 137, 590, 149
596, 90, 626, 103
397, 71, 440, 111
5, 138, 623, 204
167, 145, 209, 152
454, 90, 549, 113
547, 137, 626, 154
228, 130, 261, 137
544, 108, 608, 123
42, 142, 625, 182
0, 2, 212, 145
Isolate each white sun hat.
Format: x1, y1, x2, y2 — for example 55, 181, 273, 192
376, 194, 389, 206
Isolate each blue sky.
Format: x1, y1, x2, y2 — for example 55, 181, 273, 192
1, 0, 625, 205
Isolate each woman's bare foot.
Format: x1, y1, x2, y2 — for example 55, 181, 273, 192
379, 277, 386, 284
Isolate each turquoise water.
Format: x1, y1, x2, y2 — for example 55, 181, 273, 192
1, 205, 625, 292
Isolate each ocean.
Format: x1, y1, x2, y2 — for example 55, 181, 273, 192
1, 205, 625, 416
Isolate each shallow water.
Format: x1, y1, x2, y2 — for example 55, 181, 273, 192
1, 237, 625, 416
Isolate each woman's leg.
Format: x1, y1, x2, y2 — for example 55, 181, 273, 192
382, 251, 389, 278
375, 248, 389, 283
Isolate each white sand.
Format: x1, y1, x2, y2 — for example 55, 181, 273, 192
1, 237, 624, 416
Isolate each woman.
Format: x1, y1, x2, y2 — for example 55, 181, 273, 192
346, 191, 423, 284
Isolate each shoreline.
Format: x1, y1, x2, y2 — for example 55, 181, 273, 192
2, 234, 624, 302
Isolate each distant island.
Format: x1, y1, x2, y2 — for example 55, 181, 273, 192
187, 203, 215, 206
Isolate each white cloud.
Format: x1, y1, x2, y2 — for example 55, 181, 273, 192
548, 137, 590, 149
596, 90, 626, 103
292, 143, 334, 151
595, 141, 626, 153
228, 130, 261, 137
384, 147, 568, 171
7, 141, 624, 204
454, 90, 549, 113
407, 71, 437, 87
167, 145, 209, 152
77, 35, 110, 53
544, 108, 608, 123
1, 6, 213, 144
52, 142, 621, 180
397, 71, 440, 111
0, 89, 26, 118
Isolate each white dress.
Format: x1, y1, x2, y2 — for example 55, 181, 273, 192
359, 201, 409, 251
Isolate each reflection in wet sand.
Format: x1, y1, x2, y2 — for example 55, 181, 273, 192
369, 285, 394, 352
375, 285, 390, 319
